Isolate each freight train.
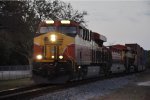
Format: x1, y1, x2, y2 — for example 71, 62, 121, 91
32, 20, 146, 83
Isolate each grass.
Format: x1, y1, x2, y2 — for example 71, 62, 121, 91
0, 78, 34, 91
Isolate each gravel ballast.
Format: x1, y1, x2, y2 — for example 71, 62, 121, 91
32, 75, 135, 100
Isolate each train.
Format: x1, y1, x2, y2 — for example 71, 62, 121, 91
32, 20, 147, 83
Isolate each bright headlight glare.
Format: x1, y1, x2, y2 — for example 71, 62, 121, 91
50, 34, 56, 42
51, 55, 55, 59
45, 20, 54, 24
36, 55, 42, 60
61, 20, 70, 24
59, 55, 63, 59
78, 66, 81, 69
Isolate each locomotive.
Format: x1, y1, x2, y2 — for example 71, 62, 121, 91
32, 20, 146, 83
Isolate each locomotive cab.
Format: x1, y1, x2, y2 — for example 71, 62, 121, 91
32, 20, 111, 83
33, 20, 79, 83
38, 20, 77, 37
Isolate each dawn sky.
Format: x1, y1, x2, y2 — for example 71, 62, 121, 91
62, 0, 150, 50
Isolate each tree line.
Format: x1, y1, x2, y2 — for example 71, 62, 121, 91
0, 0, 149, 67
0, 0, 87, 66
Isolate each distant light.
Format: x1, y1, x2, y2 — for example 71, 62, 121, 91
45, 20, 54, 24
61, 20, 70, 24
78, 66, 81, 69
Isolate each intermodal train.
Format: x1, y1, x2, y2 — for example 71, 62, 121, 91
32, 20, 147, 83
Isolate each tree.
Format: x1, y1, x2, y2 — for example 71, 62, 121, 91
33, 0, 87, 23
0, 29, 12, 65
58, 2, 87, 24
0, 0, 87, 65
0, 1, 35, 66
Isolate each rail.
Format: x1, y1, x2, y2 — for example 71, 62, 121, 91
0, 71, 140, 100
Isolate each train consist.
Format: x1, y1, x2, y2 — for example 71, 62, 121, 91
32, 20, 146, 83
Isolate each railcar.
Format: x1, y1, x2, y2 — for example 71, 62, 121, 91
125, 43, 146, 71
108, 44, 137, 73
32, 20, 146, 83
32, 20, 111, 83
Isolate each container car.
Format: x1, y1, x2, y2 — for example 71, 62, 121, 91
125, 43, 146, 71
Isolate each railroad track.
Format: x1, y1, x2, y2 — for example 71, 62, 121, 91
0, 72, 138, 100
0, 84, 59, 100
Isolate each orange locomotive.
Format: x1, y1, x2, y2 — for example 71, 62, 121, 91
32, 20, 110, 83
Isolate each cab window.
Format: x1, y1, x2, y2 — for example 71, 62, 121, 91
59, 26, 77, 37
40, 26, 56, 34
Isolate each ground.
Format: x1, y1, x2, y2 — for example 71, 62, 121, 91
91, 69, 150, 100
0, 78, 34, 91
0, 69, 150, 100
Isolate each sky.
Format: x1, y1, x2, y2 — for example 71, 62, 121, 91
62, 0, 150, 50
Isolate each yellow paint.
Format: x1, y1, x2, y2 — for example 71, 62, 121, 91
34, 32, 75, 62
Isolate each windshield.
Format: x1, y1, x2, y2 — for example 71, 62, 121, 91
39, 26, 56, 33
59, 26, 77, 37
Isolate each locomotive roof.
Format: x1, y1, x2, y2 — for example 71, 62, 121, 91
92, 32, 107, 42
39, 20, 81, 27
110, 44, 127, 50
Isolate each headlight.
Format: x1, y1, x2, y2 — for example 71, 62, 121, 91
51, 55, 55, 59
61, 20, 70, 24
78, 66, 81, 69
59, 55, 63, 59
50, 34, 56, 42
36, 54, 42, 60
45, 20, 54, 24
